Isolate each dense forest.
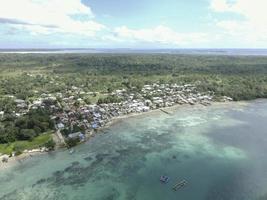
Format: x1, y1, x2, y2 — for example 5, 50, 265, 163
0, 108, 54, 144
0, 53, 267, 101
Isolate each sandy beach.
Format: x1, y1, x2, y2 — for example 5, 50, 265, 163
0, 151, 47, 171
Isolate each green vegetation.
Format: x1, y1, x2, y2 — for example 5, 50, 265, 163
65, 138, 80, 148
97, 95, 122, 104
0, 108, 54, 144
44, 139, 56, 150
0, 53, 267, 151
84, 93, 106, 104
0, 132, 53, 154
0, 54, 267, 101
0, 97, 17, 113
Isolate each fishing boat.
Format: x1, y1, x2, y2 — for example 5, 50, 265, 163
160, 175, 170, 184
69, 149, 74, 154
173, 180, 187, 191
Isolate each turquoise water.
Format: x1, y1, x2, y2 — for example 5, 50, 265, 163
1, 100, 267, 200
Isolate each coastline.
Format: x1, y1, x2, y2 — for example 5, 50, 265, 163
0, 151, 47, 171
0, 100, 249, 171
99, 100, 249, 129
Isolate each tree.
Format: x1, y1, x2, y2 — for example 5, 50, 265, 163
45, 139, 56, 150
13, 143, 24, 155
17, 129, 36, 141
66, 138, 80, 148
74, 100, 80, 107
84, 98, 92, 105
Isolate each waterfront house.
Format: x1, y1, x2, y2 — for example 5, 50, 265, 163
68, 132, 86, 142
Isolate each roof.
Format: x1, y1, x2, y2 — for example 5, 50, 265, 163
92, 123, 99, 129
57, 123, 65, 129
68, 132, 84, 139
15, 99, 25, 104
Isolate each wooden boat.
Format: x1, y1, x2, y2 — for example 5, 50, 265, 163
173, 180, 187, 191
69, 149, 74, 154
160, 175, 170, 183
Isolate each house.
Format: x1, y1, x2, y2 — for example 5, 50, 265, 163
93, 112, 101, 118
68, 132, 85, 141
33, 100, 42, 106
57, 123, 65, 129
0, 111, 4, 118
17, 103, 28, 109
92, 123, 99, 129
15, 99, 25, 104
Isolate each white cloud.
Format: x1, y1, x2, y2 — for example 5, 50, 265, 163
210, 0, 267, 45
113, 25, 209, 46
210, 0, 233, 12
0, 0, 105, 36
1, 0, 265, 48
210, 0, 267, 21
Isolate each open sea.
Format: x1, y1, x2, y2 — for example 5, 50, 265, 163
1, 48, 267, 56
0, 100, 267, 200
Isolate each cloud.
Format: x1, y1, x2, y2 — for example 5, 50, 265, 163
113, 25, 209, 46
0, 18, 35, 25
1, 0, 265, 48
210, 0, 232, 12
0, 0, 105, 36
210, 0, 267, 21
210, 0, 267, 45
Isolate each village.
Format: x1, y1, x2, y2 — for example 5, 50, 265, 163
1, 82, 232, 150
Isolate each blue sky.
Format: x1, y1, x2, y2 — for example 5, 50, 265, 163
0, 0, 266, 48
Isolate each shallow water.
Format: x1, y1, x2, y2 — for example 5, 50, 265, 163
1, 100, 267, 200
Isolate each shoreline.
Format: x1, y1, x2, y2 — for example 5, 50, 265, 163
0, 100, 251, 171
99, 100, 249, 130
0, 151, 47, 171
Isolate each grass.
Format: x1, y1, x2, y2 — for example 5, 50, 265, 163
0, 144, 13, 155
86, 93, 107, 104
0, 131, 53, 155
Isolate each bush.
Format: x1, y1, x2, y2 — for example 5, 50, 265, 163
13, 144, 24, 155
84, 98, 92, 104
65, 138, 80, 148
17, 129, 36, 141
44, 139, 56, 150
97, 95, 122, 104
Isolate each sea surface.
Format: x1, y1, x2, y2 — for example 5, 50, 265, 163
1, 100, 267, 200
1, 48, 267, 56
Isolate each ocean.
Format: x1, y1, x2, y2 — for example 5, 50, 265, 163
1, 48, 267, 56
0, 100, 267, 200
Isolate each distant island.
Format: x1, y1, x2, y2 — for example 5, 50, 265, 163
0, 53, 267, 161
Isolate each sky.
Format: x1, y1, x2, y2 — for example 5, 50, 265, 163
0, 0, 266, 48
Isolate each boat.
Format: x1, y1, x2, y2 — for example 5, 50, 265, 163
69, 149, 74, 154
173, 180, 187, 191
160, 175, 170, 184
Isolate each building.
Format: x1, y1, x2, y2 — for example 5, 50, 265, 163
57, 123, 65, 129
0, 111, 4, 119
68, 132, 85, 142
